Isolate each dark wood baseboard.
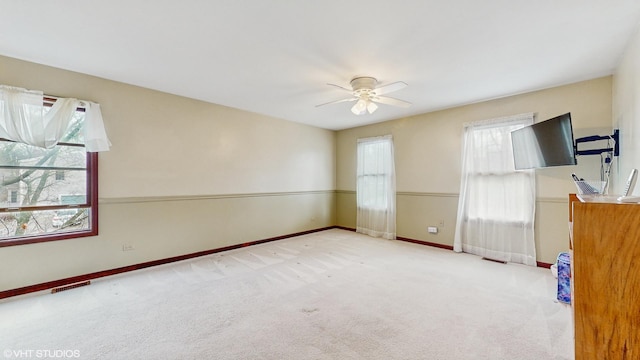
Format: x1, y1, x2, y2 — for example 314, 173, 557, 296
0, 226, 333, 300
536, 261, 552, 269
0, 226, 556, 300
396, 236, 455, 251
334, 226, 356, 232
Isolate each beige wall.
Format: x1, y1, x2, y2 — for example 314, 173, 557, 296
336, 77, 613, 264
613, 25, 640, 194
0, 56, 336, 292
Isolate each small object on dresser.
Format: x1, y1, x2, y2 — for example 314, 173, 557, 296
573, 180, 606, 195
617, 195, 640, 203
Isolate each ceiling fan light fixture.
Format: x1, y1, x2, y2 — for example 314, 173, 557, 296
351, 98, 368, 115
318, 76, 411, 115
366, 100, 378, 114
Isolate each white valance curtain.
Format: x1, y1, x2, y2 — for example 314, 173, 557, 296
453, 113, 537, 266
0, 85, 111, 152
356, 135, 396, 240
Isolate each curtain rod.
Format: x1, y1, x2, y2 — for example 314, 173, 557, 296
43, 95, 94, 108
0, 85, 94, 106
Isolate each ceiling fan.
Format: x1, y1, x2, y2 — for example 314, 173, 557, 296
316, 76, 411, 115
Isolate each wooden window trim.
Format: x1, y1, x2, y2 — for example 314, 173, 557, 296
0, 152, 98, 248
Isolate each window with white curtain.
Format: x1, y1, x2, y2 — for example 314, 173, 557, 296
0, 85, 110, 247
454, 113, 537, 266
0, 105, 98, 246
356, 135, 396, 240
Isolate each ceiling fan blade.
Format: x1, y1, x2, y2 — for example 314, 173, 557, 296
373, 81, 407, 96
315, 97, 357, 107
327, 83, 353, 92
371, 95, 412, 108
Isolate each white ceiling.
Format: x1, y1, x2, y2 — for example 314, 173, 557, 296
2, 1, 640, 130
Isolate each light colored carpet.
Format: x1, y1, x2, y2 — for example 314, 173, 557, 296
0, 229, 573, 359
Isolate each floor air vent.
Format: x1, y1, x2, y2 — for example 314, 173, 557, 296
51, 281, 91, 294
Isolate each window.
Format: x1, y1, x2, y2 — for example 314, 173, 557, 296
8, 190, 18, 203
0, 100, 98, 247
454, 113, 536, 266
464, 126, 533, 223
356, 135, 396, 239
357, 139, 392, 210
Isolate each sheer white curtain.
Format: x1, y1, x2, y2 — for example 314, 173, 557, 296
83, 102, 111, 152
0, 85, 111, 152
454, 113, 537, 266
356, 135, 396, 240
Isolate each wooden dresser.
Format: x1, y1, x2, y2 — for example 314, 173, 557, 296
570, 194, 640, 359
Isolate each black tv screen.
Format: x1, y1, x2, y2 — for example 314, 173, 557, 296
511, 113, 577, 170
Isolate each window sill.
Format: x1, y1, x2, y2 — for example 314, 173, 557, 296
0, 228, 98, 247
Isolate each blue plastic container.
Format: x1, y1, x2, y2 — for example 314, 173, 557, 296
557, 252, 571, 304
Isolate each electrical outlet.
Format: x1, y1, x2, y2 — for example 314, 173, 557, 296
122, 244, 135, 251
428, 226, 438, 234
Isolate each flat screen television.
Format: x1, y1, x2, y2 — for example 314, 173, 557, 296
511, 112, 577, 170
